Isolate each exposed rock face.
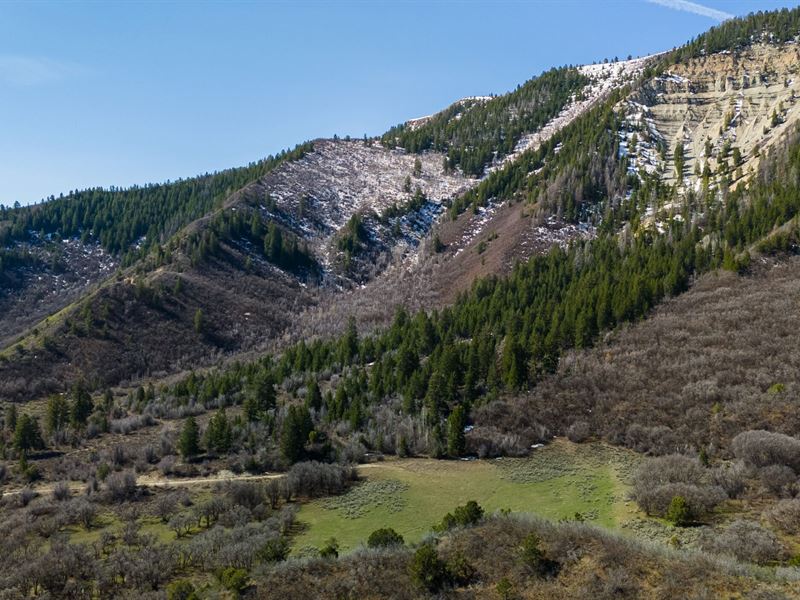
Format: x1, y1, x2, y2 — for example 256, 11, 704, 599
623, 44, 800, 193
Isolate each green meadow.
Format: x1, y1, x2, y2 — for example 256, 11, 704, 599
292, 440, 641, 554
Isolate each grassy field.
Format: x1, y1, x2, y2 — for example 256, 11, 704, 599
292, 439, 641, 554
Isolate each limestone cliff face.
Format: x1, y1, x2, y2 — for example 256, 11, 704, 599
623, 44, 800, 194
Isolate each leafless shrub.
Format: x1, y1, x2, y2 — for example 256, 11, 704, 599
52, 481, 71, 502
157, 455, 175, 476
110, 445, 127, 468
218, 504, 253, 528
177, 489, 192, 507
169, 513, 194, 538
120, 519, 145, 547
265, 479, 281, 509
766, 499, 800, 535
140, 445, 159, 465
101, 540, 176, 592
339, 440, 367, 464
159, 431, 175, 457
110, 414, 154, 435
226, 481, 264, 510
759, 465, 799, 498
154, 493, 177, 523
66, 497, 97, 529
710, 463, 746, 499
185, 511, 293, 571
20, 538, 95, 597
732, 430, 800, 472
466, 426, 530, 458
105, 470, 137, 503
699, 520, 786, 564
194, 497, 230, 528
624, 424, 683, 455
581, 567, 641, 599
19, 487, 37, 507
86, 422, 102, 438
286, 461, 356, 499
631, 454, 726, 517
567, 420, 591, 443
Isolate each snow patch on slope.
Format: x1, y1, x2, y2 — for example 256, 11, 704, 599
496, 55, 657, 170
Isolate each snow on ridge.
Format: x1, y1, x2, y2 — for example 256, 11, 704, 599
253, 139, 474, 273
406, 95, 493, 130
492, 54, 659, 172
244, 53, 663, 279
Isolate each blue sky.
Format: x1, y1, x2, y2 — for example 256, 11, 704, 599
1, 0, 797, 206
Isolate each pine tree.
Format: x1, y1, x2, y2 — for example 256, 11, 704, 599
424, 369, 446, 424
281, 405, 313, 463
194, 308, 205, 334
45, 395, 70, 435
244, 370, 276, 421
205, 408, 232, 454
305, 378, 322, 411
339, 317, 359, 365
70, 382, 94, 428
447, 404, 467, 457
674, 141, 685, 179
501, 334, 527, 389
179, 416, 200, 460
13, 414, 43, 456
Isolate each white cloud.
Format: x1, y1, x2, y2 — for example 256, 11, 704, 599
0, 55, 86, 86
646, 0, 734, 22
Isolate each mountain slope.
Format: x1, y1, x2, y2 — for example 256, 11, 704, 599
4, 9, 800, 599
4, 11, 800, 405
0, 64, 620, 400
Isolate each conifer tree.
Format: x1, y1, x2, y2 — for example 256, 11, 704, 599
45, 395, 70, 435
70, 382, 94, 428
305, 378, 322, 411
447, 404, 467, 457
13, 414, 43, 456
281, 405, 313, 463
205, 408, 232, 453
194, 309, 205, 334
179, 416, 200, 460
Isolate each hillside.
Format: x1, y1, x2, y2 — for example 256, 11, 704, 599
3, 8, 800, 599
0, 59, 640, 400
476, 255, 800, 455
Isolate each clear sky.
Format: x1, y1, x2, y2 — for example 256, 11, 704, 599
1, 0, 797, 206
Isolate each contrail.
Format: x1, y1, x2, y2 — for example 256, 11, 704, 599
646, 0, 734, 22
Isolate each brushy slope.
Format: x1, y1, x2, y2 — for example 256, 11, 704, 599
480, 255, 800, 458
257, 513, 800, 599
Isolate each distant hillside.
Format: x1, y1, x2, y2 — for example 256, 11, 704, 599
3, 7, 800, 408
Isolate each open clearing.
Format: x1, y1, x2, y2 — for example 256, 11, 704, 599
292, 439, 640, 553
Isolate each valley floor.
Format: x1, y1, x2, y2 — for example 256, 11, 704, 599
293, 440, 639, 553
